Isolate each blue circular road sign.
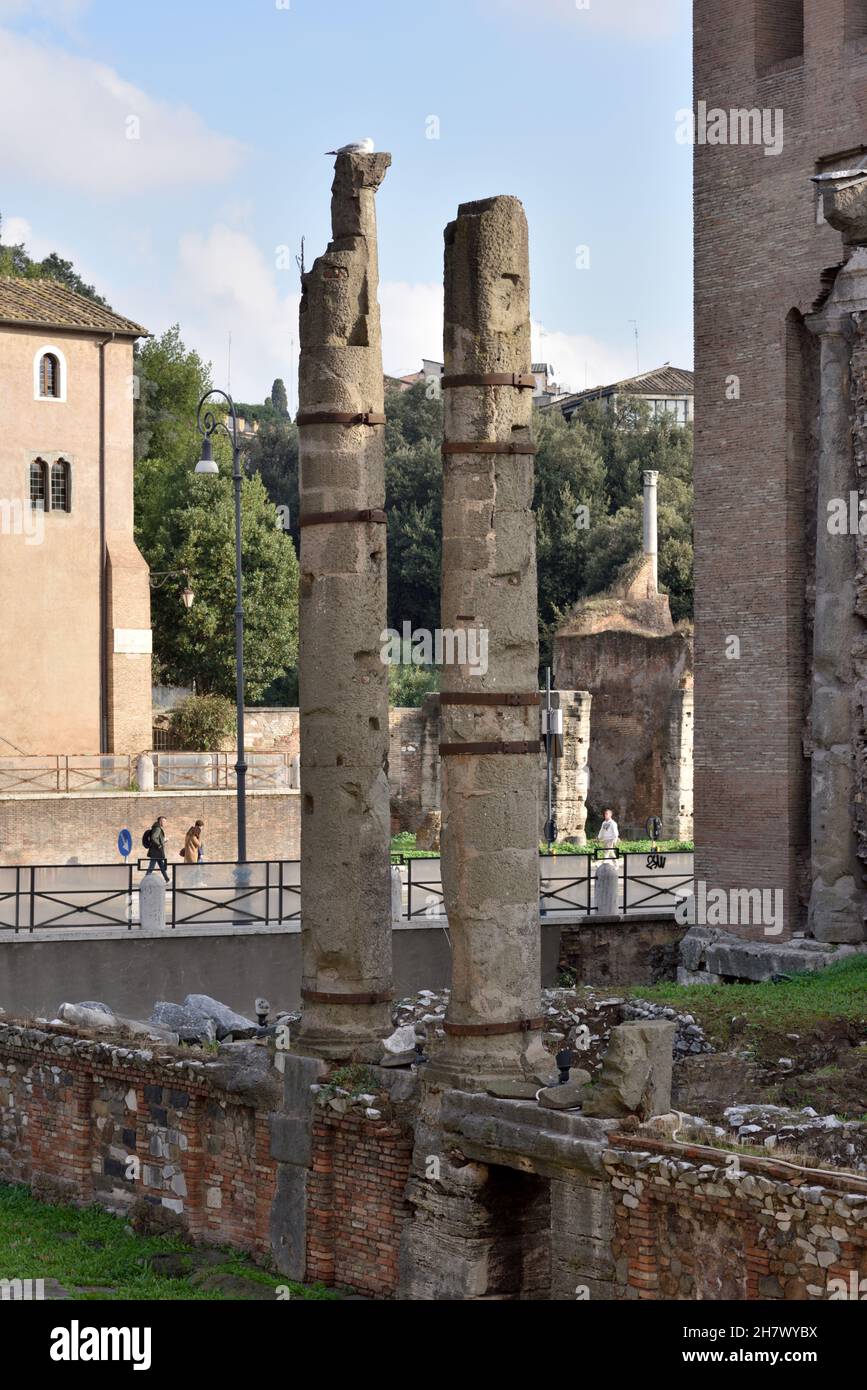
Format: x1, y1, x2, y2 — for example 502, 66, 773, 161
118, 828, 133, 859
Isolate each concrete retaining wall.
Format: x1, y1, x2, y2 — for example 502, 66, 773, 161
0, 919, 565, 1021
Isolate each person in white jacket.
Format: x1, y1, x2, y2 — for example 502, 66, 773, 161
597, 808, 620, 859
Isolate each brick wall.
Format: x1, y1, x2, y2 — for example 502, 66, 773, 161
306, 1110, 413, 1296
0, 789, 300, 865
0, 1022, 413, 1296
0, 1024, 275, 1261
693, 0, 867, 936
606, 1136, 867, 1300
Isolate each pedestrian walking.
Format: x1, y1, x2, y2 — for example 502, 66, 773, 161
183, 819, 205, 865
597, 807, 620, 860
144, 815, 169, 882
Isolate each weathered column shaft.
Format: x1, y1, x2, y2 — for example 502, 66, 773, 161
544, 690, 592, 844
295, 152, 394, 1058
805, 251, 867, 943
434, 195, 549, 1084
642, 469, 659, 593
662, 683, 694, 843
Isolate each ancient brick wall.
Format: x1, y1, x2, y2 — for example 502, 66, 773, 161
605, 1138, 867, 1300
555, 628, 692, 836
0, 1023, 275, 1260
693, 0, 867, 935
306, 1110, 413, 1296
0, 789, 300, 866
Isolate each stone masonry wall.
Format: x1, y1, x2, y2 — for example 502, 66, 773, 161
0, 1023, 414, 1296
0, 1023, 275, 1259
606, 1137, 867, 1300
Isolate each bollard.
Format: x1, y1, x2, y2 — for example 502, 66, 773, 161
139, 872, 166, 930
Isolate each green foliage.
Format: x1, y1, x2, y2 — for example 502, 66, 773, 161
134, 325, 212, 472
388, 659, 439, 708
169, 694, 236, 751
270, 377, 289, 418
245, 417, 299, 552
0, 215, 108, 304
133, 329, 299, 699
378, 382, 693, 666
146, 471, 299, 699
628, 956, 867, 1050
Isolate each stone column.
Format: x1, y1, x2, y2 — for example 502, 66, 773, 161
642, 469, 659, 593
805, 248, 867, 943
662, 681, 693, 843
433, 196, 549, 1086
294, 151, 394, 1058
548, 690, 592, 844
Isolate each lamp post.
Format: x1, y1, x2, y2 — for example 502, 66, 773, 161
195, 388, 247, 864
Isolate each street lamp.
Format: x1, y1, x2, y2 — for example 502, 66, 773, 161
150, 567, 195, 609
195, 388, 248, 864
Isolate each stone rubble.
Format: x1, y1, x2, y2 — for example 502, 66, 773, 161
722, 1103, 867, 1173
390, 986, 714, 1072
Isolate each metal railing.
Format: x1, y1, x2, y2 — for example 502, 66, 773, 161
0, 751, 297, 794
0, 853, 695, 933
404, 850, 694, 919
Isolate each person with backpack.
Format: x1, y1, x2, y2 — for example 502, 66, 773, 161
143, 816, 169, 882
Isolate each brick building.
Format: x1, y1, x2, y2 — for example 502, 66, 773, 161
694, 0, 867, 941
0, 278, 152, 755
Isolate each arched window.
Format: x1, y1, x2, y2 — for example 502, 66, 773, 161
39, 353, 60, 398
50, 459, 71, 513
29, 459, 47, 510
32, 345, 67, 402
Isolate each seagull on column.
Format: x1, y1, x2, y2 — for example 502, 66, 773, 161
325, 137, 376, 155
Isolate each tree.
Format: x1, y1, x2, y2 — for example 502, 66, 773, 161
146, 471, 299, 700
270, 377, 289, 418
0, 214, 108, 304
245, 419, 299, 552
134, 325, 212, 471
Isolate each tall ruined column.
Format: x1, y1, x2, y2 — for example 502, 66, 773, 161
803, 177, 867, 942
545, 690, 592, 844
662, 681, 694, 843
295, 152, 394, 1058
642, 469, 659, 593
433, 196, 549, 1086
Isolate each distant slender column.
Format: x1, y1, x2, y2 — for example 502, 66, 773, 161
548, 690, 592, 844
642, 469, 659, 593
433, 195, 550, 1086
662, 683, 693, 843
295, 151, 394, 1058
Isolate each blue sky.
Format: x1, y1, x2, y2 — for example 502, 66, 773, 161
0, 0, 692, 404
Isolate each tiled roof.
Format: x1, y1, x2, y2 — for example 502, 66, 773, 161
0, 277, 148, 337
557, 364, 694, 411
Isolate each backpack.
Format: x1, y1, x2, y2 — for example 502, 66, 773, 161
142, 828, 152, 850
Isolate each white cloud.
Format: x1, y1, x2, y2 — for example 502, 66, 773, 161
169, 225, 299, 404
380, 282, 442, 377
157, 230, 637, 407
0, 29, 245, 194
531, 321, 638, 395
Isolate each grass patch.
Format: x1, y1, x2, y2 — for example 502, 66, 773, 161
0, 1184, 338, 1301
391, 832, 694, 860
625, 956, 867, 1051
